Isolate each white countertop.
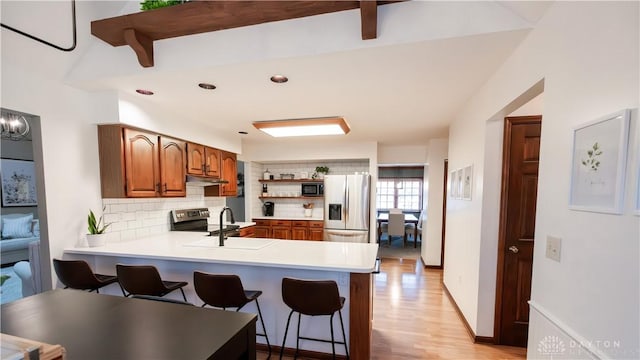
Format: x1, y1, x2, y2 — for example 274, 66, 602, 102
65, 232, 378, 273
252, 216, 324, 221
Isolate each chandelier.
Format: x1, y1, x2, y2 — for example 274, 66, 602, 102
0, 112, 30, 141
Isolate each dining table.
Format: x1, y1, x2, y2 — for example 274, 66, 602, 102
377, 213, 419, 247
1, 289, 257, 359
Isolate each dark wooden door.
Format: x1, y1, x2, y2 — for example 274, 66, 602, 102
124, 128, 159, 197
496, 116, 541, 347
159, 136, 186, 197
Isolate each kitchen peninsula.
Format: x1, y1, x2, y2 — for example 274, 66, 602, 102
64, 232, 378, 359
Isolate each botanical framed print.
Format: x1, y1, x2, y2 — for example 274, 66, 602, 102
1, 159, 38, 207
456, 169, 464, 200
569, 109, 630, 214
450, 170, 458, 198
635, 130, 640, 216
463, 165, 473, 200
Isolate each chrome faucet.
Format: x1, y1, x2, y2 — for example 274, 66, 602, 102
219, 207, 236, 247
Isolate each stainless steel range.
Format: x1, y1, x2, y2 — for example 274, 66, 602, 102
170, 208, 240, 237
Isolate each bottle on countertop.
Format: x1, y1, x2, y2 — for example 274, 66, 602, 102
263, 169, 271, 180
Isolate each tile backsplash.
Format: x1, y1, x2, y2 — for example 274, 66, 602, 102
101, 185, 226, 243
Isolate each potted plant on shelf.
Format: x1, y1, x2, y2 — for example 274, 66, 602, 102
140, 0, 185, 11
313, 166, 329, 179
87, 208, 110, 247
303, 203, 314, 217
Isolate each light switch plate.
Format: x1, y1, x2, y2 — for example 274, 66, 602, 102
546, 236, 562, 262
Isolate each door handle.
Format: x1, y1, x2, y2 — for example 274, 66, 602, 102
508, 245, 519, 253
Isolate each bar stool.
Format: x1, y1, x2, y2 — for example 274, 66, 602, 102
280, 277, 348, 360
193, 271, 271, 358
116, 264, 188, 301
53, 259, 124, 295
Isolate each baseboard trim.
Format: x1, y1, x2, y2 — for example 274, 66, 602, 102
420, 255, 443, 269
257, 343, 348, 360
442, 283, 495, 344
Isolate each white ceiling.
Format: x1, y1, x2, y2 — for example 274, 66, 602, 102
1, 1, 553, 148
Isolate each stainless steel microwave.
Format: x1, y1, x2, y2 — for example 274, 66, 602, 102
301, 183, 324, 197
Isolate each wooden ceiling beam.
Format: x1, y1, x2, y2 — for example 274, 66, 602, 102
360, 1, 378, 40
91, 1, 406, 67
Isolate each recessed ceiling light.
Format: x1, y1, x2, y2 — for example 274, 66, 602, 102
198, 83, 216, 90
136, 89, 154, 95
270, 75, 288, 83
238, 131, 248, 135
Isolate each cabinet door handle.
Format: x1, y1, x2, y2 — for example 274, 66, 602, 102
156, 183, 161, 193
164, 183, 168, 192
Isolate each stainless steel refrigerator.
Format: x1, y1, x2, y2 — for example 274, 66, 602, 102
323, 174, 370, 243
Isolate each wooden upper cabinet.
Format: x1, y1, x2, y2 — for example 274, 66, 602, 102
124, 128, 160, 197
98, 125, 186, 198
221, 151, 237, 196
205, 147, 221, 178
186, 143, 205, 176
187, 143, 221, 178
205, 150, 237, 197
159, 136, 186, 197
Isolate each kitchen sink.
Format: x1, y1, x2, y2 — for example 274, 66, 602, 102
184, 237, 274, 250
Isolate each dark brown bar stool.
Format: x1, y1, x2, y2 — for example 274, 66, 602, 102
116, 264, 188, 302
193, 271, 271, 358
53, 258, 124, 295
280, 277, 348, 360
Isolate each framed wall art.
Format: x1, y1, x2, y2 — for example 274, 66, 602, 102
635, 128, 640, 216
1, 159, 38, 207
463, 165, 473, 200
456, 168, 464, 200
450, 170, 458, 198
569, 109, 630, 214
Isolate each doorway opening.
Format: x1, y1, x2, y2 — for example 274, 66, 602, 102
0, 108, 51, 304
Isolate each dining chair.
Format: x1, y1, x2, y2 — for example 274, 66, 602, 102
116, 264, 188, 302
387, 213, 406, 247
193, 271, 271, 357
53, 258, 124, 295
406, 209, 426, 248
280, 277, 348, 360
380, 209, 402, 244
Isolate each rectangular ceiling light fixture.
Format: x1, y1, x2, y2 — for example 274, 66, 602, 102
253, 116, 350, 137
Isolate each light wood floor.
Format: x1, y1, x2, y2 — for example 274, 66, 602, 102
259, 257, 526, 359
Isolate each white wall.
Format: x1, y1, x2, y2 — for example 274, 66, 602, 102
444, 2, 639, 358
378, 144, 428, 165
422, 138, 448, 266
0, 2, 239, 288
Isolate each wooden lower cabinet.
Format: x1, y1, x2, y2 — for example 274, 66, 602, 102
308, 221, 324, 241
271, 220, 292, 240
239, 226, 255, 238
254, 220, 271, 238
252, 219, 324, 241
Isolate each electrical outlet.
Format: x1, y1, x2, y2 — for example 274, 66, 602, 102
546, 236, 562, 262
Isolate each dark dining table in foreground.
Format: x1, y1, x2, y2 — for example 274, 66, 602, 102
1, 289, 257, 360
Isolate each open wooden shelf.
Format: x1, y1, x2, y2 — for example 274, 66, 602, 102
91, 1, 403, 67
259, 196, 323, 200
259, 179, 323, 183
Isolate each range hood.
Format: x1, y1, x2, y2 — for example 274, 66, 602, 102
185, 175, 229, 186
